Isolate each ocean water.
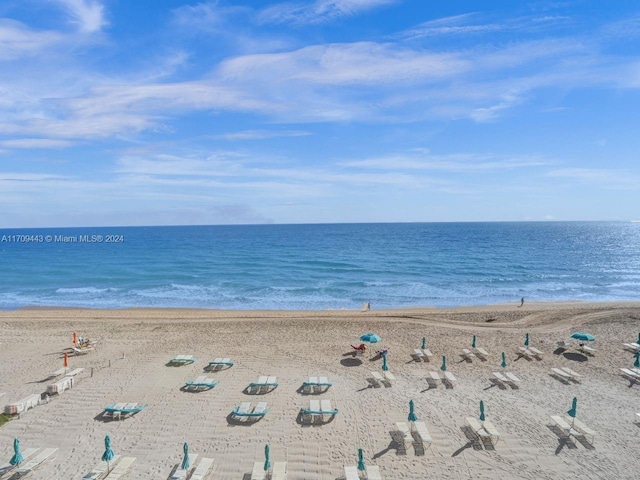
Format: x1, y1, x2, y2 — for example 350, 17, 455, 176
1, 222, 639, 310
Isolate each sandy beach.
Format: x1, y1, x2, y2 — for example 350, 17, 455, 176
1, 302, 640, 479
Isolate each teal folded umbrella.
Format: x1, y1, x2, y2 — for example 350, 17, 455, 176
501, 352, 507, 369
408, 400, 417, 422
357, 448, 365, 471
382, 355, 388, 372
634, 351, 639, 369
180, 443, 190, 470
440, 356, 446, 372
524, 333, 530, 347
472, 335, 477, 348
421, 337, 426, 350
9, 438, 22, 466
102, 435, 115, 473
264, 444, 271, 472
567, 397, 577, 419
479, 400, 485, 422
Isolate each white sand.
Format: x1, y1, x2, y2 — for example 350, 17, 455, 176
1, 302, 640, 479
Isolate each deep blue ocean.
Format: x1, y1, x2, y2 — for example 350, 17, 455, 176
1, 222, 639, 310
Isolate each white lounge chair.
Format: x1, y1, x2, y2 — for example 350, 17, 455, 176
619, 368, 640, 380
551, 368, 572, 379
170, 454, 199, 480
461, 349, 475, 360
413, 349, 425, 361
367, 465, 382, 480
208, 357, 234, 369
169, 355, 196, 365
249, 376, 278, 393
271, 461, 286, 480
395, 421, 411, 445
47, 375, 74, 395
569, 417, 596, 444
528, 347, 544, 357
623, 342, 640, 352
15, 448, 57, 475
66, 367, 85, 377
46, 367, 68, 380
504, 372, 521, 383
466, 417, 491, 440
551, 415, 580, 438
482, 420, 501, 442
560, 367, 581, 378
185, 376, 218, 391
428, 371, 441, 381
252, 461, 268, 480
344, 466, 359, 480
303, 376, 332, 393
517, 346, 532, 357
577, 345, 596, 355
422, 348, 433, 358
443, 371, 457, 384
413, 421, 432, 447
0, 448, 38, 476
383, 372, 395, 382
492, 372, 509, 383
83, 455, 121, 479
104, 456, 136, 479
370, 371, 390, 386
474, 347, 490, 357
190, 457, 214, 480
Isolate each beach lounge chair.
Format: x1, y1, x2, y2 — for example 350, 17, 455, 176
168, 355, 196, 365
83, 455, 121, 479
104, 456, 136, 479
557, 341, 572, 349
413, 421, 432, 448
394, 421, 411, 446
169, 454, 198, 480
0, 448, 38, 476
461, 349, 475, 360
46, 367, 68, 380
208, 357, 234, 369
344, 466, 359, 480
190, 457, 214, 480
492, 372, 509, 383
14, 448, 57, 475
561, 367, 581, 378
413, 349, 425, 361
568, 417, 596, 444
443, 371, 457, 384
185, 376, 218, 391
302, 376, 332, 393
528, 347, 544, 358
551, 368, 573, 379
367, 466, 382, 480
4, 393, 41, 415
249, 376, 278, 393
473, 347, 490, 357
517, 346, 531, 357
232, 401, 269, 419
505, 372, 521, 383
251, 462, 268, 480
104, 402, 147, 420
384, 372, 395, 382
73, 346, 95, 355
271, 461, 286, 480
428, 371, 441, 381
422, 348, 433, 358
577, 345, 596, 355
47, 375, 74, 395
620, 368, 640, 381
466, 417, 492, 441
66, 367, 85, 377
301, 399, 338, 421
623, 342, 640, 352
551, 415, 580, 439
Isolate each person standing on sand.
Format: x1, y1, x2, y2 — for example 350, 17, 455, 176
520, 297, 525, 307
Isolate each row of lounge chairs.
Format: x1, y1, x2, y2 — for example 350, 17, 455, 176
168, 355, 236, 369
344, 465, 381, 480
0, 447, 58, 477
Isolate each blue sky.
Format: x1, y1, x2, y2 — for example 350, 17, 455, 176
1, 0, 639, 227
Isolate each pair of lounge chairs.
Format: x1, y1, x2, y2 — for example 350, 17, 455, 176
517, 346, 544, 359
370, 371, 395, 387
185, 376, 218, 391
577, 344, 596, 356
426, 371, 456, 387
103, 456, 136, 479
168, 355, 197, 365
551, 367, 582, 383
248, 376, 278, 394
103, 402, 147, 420
623, 342, 640, 352
302, 376, 332, 393
301, 399, 338, 421
620, 368, 640, 382
208, 358, 234, 370
251, 461, 286, 480
492, 371, 521, 386
233, 401, 269, 420
344, 465, 382, 480
466, 417, 501, 446
0, 447, 58, 477
394, 421, 432, 449
168, 456, 215, 480
412, 348, 433, 361
551, 415, 596, 444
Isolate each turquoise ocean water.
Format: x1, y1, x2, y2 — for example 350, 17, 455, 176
1, 222, 639, 310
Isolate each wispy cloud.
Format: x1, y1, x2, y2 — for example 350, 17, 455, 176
212, 130, 311, 140
259, 0, 397, 25
0, 138, 74, 148
547, 168, 640, 189
52, 0, 107, 33
0, 19, 63, 60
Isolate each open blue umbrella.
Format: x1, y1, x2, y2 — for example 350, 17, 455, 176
360, 332, 381, 344
382, 355, 388, 371
571, 332, 595, 342
9, 438, 22, 466
180, 443, 190, 470
524, 333, 530, 347
357, 449, 365, 471
501, 352, 507, 369
408, 400, 418, 422
421, 337, 426, 350
440, 356, 446, 372
479, 400, 486, 422
102, 435, 115, 473
472, 335, 477, 348
264, 444, 271, 472
634, 351, 640, 369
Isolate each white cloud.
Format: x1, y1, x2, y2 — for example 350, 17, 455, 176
547, 168, 640, 189
0, 19, 63, 60
0, 138, 74, 148
52, 0, 107, 33
259, 0, 397, 25
212, 130, 311, 140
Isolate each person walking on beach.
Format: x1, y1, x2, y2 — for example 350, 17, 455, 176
519, 297, 525, 307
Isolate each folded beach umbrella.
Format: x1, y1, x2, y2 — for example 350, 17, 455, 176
9, 438, 22, 466
472, 335, 477, 348
180, 442, 190, 470
440, 356, 446, 372
382, 355, 389, 372
634, 351, 640, 369
360, 332, 381, 344
421, 337, 426, 350
637, 332, 640, 344
567, 397, 577, 419
479, 401, 486, 422
102, 435, 115, 473
408, 400, 418, 423
357, 449, 365, 471
264, 444, 271, 472
524, 333, 530, 347
501, 352, 507, 369
570, 332, 595, 342
73, 332, 77, 344
64, 352, 69, 368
